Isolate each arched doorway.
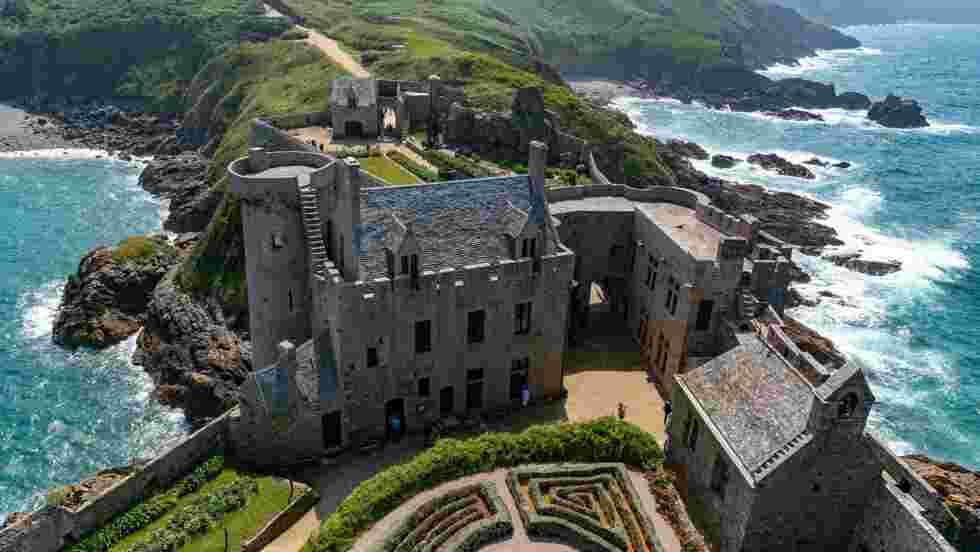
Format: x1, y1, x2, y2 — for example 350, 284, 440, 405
385, 398, 406, 441
345, 120, 364, 138
440, 386, 454, 416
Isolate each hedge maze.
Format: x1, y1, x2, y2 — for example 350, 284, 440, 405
508, 464, 664, 552
379, 482, 512, 552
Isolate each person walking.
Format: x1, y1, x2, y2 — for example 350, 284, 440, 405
664, 400, 673, 427
617, 402, 626, 420
521, 383, 530, 408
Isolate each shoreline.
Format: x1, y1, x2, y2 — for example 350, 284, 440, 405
0, 103, 78, 152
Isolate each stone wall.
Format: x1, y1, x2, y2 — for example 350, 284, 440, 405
265, 111, 332, 130
0, 412, 230, 552
850, 472, 958, 552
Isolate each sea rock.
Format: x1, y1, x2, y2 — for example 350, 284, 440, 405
138, 154, 220, 233
711, 154, 741, 169
53, 236, 179, 349
134, 272, 251, 422
747, 153, 816, 179
824, 250, 902, 276
833, 161, 852, 169
836, 91, 873, 110
664, 139, 710, 161
868, 94, 929, 128
786, 288, 819, 309
764, 109, 824, 122
804, 157, 829, 167
903, 455, 980, 550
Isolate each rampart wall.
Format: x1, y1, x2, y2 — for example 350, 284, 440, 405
0, 413, 230, 552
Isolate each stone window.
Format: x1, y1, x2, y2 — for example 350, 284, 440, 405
647, 257, 659, 291
659, 336, 669, 374
711, 455, 730, 497
418, 377, 430, 397
515, 302, 532, 335
686, 417, 700, 451
521, 237, 537, 258
415, 320, 431, 354
838, 393, 859, 418
401, 255, 409, 274
288, 289, 294, 313
467, 310, 486, 344
271, 232, 285, 250
666, 277, 680, 316
467, 368, 484, 382
695, 300, 714, 331
367, 347, 378, 367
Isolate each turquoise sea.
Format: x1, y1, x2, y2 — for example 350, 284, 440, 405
0, 150, 187, 520
617, 24, 980, 468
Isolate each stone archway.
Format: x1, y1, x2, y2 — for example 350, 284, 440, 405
345, 120, 364, 138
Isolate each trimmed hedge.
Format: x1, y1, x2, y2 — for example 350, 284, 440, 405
387, 150, 438, 182
123, 476, 259, 552
66, 455, 225, 552
304, 418, 660, 552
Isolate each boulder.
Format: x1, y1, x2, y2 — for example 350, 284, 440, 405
764, 109, 824, 122
823, 250, 902, 276
711, 154, 741, 169
53, 236, 179, 349
903, 455, 980, 551
747, 153, 816, 179
868, 94, 929, 128
836, 91, 872, 110
665, 139, 709, 160
833, 161, 852, 169
138, 154, 220, 233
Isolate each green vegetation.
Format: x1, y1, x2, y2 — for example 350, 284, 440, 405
0, 0, 292, 105
68, 455, 225, 552
302, 418, 662, 552
175, 40, 344, 311
359, 155, 422, 186
421, 150, 495, 179
112, 236, 171, 264
387, 151, 438, 182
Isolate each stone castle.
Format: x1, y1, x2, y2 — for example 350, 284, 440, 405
222, 81, 957, 551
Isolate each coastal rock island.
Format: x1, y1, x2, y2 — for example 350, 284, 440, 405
869, 94, 930, 128
53, 236, 178, 349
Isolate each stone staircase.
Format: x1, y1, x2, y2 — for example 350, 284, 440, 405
298, 176, 327, 279
740, 289, 762, 320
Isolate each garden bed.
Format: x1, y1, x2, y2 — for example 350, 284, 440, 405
359, 155, 422, 186
302, 418, 662, 552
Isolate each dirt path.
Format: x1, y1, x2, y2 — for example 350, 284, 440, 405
299, 26, 370, 78
262, 508, 321, 552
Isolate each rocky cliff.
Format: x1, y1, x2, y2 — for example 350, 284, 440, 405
903, 455, 980, 551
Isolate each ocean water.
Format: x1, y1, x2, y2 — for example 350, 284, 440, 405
0, 149, 187, 520
616, 23, 980, 467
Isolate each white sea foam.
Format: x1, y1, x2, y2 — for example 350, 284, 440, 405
19, 280, 64, 340
758, 47, 884, 78
0, 148, 152, 163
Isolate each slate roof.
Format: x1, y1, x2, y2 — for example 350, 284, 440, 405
330, 77, 377, 107
357, 175, 540, 280
679, 334, 814, 471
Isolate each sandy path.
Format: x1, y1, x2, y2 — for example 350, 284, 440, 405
299, 26, 370, 78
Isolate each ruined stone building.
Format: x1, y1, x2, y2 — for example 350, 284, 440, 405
227, 141, 574, 461
329, 76, 442, 140
666, 313, 958, 552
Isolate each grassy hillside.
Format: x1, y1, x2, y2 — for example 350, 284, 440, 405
0, 0, 290, 105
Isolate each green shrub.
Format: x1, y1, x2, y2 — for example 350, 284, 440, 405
66, 455, 224, 552
46, 486, 69, 507
281, 28, 310, 41
387, 151, 438, 182
303, 418, 661, 552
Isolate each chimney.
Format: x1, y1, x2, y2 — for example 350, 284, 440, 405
248, 147, 270, 173
529, 140, 548, 197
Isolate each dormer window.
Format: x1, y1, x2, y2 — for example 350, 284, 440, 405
271, 232, 285, 250
838, 393, 859, 418
347, 90, 358, 109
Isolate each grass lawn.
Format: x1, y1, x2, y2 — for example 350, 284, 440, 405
108, 467, 294, 552
360, 155, 422, 186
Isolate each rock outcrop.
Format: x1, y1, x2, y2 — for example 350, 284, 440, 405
664, 139, 709, 160
53, 236, 179, 349
764, 109, 824, 122
903, 455, 980, 551
747, 153, 816, 179
781, 315, 847, 370
868, 94, 930, 128
711, 154, 741, 169
133, 272, 251, 422
824, 250, 903, 276
139, 154, 221, 233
